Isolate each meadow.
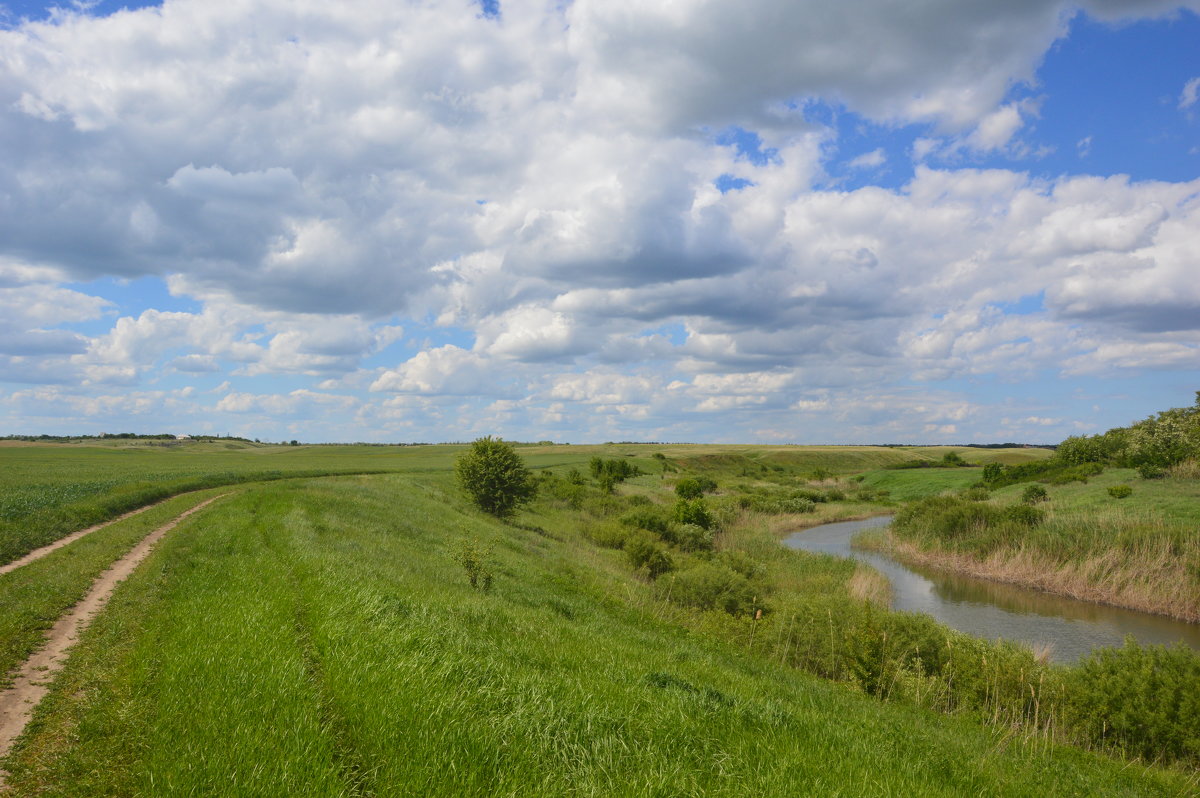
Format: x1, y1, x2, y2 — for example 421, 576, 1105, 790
1, 440, 1197, 794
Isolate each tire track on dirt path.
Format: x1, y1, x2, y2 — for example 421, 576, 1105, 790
0, 496, 183, 576
0, 495, 226, 782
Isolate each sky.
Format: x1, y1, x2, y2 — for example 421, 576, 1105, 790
0, 0, 1198, 444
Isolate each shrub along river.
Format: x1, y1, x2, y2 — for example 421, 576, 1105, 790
783, 516, 1200, 663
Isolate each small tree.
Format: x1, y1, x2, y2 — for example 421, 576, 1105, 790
455, 436, 536, 517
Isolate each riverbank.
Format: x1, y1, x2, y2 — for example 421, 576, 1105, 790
859, 525, 1200, 625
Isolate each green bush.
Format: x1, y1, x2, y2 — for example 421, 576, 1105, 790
451, 538, 494, 591
1063, 641, 1200, 763
624, 531, 674, 578
1021, 484, 1048, 504
981, 463, 1004, 484
983, 459, 1102, 488
590, 457, 643, 483
667, 563, 755, 615
619, 506, 671, 535
1001, 504, 1044, 527
960, 486, 990, 501
717, 550, 762, 581
666, 522, 714, 552
540, 474, 586, 509
736, 494, 816, 514
1137, 463, 1166, 479
675, 476, 718, 499
776, 497, 816, 514
892, 496, 1043, 553
1108, 484, 1133, 499
672, 498, 713, 529
454, 436, 536, 517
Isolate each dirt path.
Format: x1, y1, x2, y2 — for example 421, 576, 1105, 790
0, 500, 177, 577
0, 495, 224, 780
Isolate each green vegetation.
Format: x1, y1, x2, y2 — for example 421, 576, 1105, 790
1022, 484, 1049, 504
0, 489, 229, 687
0, 442, 433, 565
3, 438, 1199, 793
454, 437, 536, 517
877, 397, 1200, 623
1058, 393, 1200, 469
4, 470, 1194, 795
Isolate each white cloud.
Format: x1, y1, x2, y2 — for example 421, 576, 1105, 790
1, 0, 1198, 443
1180, 76, 1200, 109
967, 104, 1025, 152
846, 148, 886, 170
370, 345, 503, 396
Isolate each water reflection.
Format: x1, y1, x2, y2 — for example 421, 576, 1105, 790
782, 516, 1200, 663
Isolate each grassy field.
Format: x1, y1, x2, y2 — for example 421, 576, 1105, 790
2, 440, 1198, 793
0, 443, 470, 565
0, 440, 993, 566
4, 471, 1194, 796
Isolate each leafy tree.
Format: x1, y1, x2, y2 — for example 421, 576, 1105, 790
454, 436, 536, 517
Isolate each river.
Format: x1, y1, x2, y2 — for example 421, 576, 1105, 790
782, 515, 1200, 663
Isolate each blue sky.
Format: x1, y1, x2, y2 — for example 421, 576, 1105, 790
0, 0, 1198, 443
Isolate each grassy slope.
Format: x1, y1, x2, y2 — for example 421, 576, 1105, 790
4, 474, 1193, 796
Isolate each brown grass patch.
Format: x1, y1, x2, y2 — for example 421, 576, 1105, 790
847, 565, 890, 607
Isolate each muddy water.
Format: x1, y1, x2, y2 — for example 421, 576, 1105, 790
782, 515, 1200, 663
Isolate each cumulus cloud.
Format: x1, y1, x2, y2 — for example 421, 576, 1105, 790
371, 345, 505, 396
0, 0, 1198, 443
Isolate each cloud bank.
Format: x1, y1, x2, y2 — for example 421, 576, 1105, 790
1, 0, 1198, 442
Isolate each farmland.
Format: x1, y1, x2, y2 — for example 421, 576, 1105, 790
1, 440, 1197, 795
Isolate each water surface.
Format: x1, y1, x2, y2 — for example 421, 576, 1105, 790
782, 515, 1200, 663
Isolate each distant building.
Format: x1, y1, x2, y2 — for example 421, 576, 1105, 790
175, 434, 191, 440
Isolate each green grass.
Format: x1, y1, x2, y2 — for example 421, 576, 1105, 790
1, 441, 1016, 566
0, 442, 470, 565
0, 488, 230, 687
991, 467, 1200, 521
4, 473, 1196, 795
859, 468, 983, 501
